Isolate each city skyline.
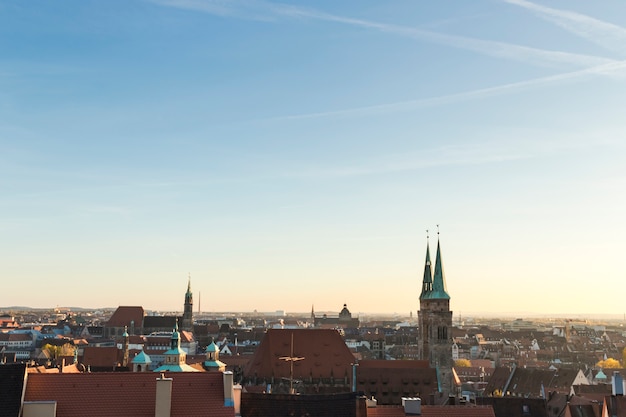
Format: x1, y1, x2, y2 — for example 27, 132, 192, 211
2, 1, 625, 315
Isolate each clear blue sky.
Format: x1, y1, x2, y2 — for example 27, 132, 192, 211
2, 0, 625, 316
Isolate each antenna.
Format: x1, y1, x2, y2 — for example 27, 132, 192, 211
279, 332, 305, 394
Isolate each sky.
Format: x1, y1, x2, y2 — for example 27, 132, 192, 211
1, 0, 625, 317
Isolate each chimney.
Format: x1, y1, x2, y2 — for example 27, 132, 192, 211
155, 374, 173, 417
402, 397, 422, 416
612, 372, 624, 396
223, 371, 235, 407
356, 396, 368, 417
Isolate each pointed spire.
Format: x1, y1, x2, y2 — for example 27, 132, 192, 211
431, 233, 451, 300
419, 231, 433, 300
186, 274, 192, 296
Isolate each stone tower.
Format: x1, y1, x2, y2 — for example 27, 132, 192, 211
182, 277, 193, 332
418, 236, 453, 397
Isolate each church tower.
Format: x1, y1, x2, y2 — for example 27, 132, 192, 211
182, 277, 193, 332
418, 233, 453, 398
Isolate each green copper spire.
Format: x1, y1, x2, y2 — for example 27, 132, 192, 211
431, 239, 450, 300
419, 240, 433, 300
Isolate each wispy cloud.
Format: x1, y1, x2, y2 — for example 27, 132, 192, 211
284, 128, 620, 179
150, 0, 614, 69
504, 0, 626, 56
265, 59, 626, 121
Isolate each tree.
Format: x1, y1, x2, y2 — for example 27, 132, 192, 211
454, 359, 471, 367
596, 358, 621, 369
42, 343, 76, 360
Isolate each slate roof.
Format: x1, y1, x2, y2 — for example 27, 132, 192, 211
106, 306, 144, 328
243, 329, 355, 382
0, 363, 27, 417
24, 372, 235, 417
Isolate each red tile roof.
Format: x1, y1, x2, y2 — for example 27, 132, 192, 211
244, 329, 355, 382
24, 372, 235, 417
106, 306, 145, 328
81, 346, 121, 369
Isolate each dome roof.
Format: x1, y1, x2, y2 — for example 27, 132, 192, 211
205, 341, 219, 353
131, 351, 152, 364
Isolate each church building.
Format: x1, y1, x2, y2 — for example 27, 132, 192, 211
418, 234, 453, 397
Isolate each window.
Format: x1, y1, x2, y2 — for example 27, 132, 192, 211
437, 327, 447, 340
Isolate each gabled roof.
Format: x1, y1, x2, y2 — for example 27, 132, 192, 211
106, 306, 144, 328
243, 329, 354, 381
0, 363, 27, 417
81, 346, 121, 369
24, 372, 234, 417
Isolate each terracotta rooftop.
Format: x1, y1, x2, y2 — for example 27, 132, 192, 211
81, 346, 121, 369
244, 329, 355, 382
24, 371, 235, 417
106, 306, 145, 328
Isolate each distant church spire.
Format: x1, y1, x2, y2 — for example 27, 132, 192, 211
182, 275, 193, 332
419, 231, 433, 300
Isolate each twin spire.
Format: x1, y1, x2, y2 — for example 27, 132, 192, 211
419, 229, 450, 300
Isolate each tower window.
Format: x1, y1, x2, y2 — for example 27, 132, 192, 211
437, 327, 447, 340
